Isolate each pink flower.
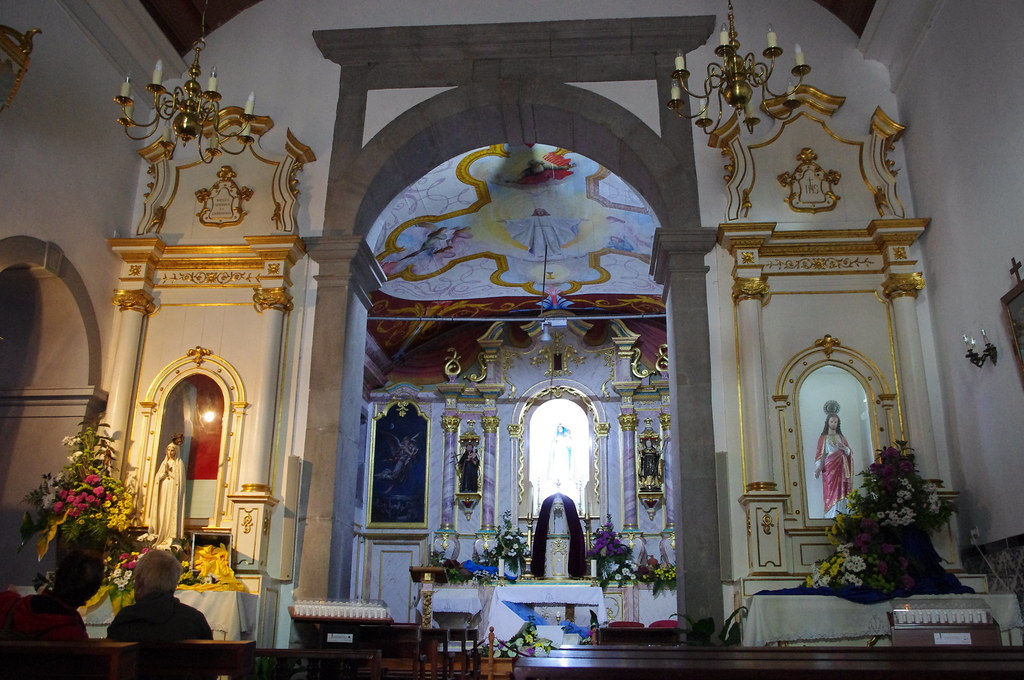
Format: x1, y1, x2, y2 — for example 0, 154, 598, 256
67, 508, 80, 518
53, 501, 64, 512
86, 495, 96, 504
881, 543, 896, 554
876, 561, 889, 574
84, 474, 100, 484
126, 561, 137, 570
93, 486, 105, 495
901, 574, 915, 589
898, 460, 914, 473
120, 553, 130, 560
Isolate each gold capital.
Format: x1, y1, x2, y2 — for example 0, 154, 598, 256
658, 413, 671, 430
507, 423, 523, 438
481, 415, 500, 433
595, 422, 610, 437
252, 286, 293, 312
732, 276, 770, 304
441, 415, 460, 433
112, 288, 155, 314
618, 412, 638, 431
882, 272, 925, 299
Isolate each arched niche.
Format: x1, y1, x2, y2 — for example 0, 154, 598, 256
133, 349, 248, 531
511, 384, 606, 519
774, 339, 897, 525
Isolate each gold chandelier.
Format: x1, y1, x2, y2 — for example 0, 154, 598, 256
667, 0, 811, 134
113, 39, 255, 163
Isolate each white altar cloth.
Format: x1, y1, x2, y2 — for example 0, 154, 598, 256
743, 592, 1024, 646
85, 589, 259, 640
488, 584, 603, 641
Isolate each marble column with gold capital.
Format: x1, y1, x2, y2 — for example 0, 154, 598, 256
733, 276, 776, 491
881, 271, 940, 479
480, 413, 500, 529
106, 238, 164, 472
440, 414, 460, 529
618, 411, 639, 529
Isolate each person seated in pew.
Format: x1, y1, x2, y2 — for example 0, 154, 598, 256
0, 550, 104, 640
107, 549, 212, 641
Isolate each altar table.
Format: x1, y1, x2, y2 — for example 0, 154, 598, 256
85, 589, 259, 640
743, 592, 1024, 646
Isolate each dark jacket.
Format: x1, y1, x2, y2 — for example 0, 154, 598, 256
106, 591, 213, 641
0, 589, 88, 640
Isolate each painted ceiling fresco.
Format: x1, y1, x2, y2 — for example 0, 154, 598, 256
367, 144, 667, 383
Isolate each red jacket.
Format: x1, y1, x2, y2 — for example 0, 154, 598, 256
0, 589, 88, 640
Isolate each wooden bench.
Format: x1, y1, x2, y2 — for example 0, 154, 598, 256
595, 625, 683, 645
514, 645, 1024, 679
256, 647, 383, 680
0, 639, 139, 679
137, 640, 255, 679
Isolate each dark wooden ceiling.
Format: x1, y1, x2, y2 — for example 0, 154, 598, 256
142, 0, 876, 56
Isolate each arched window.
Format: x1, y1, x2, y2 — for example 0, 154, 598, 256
529, 398, 590, 513
158, 374, 225, 523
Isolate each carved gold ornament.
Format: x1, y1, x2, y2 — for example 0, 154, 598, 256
655, 344, 669, 373
441, 415, 460, 433
760, 513, 774, 535
882, 272, 925, 299
128, 265, 142, 276
481, 415, 500, 433
112, 288, 155, 314
893, 246, 907, 260
195, 166, 254, 227
443, 348, 462, 379
630, 347, 652, 379
618, 412, 639, 431
813, 334, 842, 357
252, 286, 293, 312
777, 147, 841, 213
740, 252, 755, 264
0, 25, 40, 114
186, 346, 213, 366
732, 276, 770, 304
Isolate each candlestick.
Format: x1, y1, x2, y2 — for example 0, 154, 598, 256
766, 25, 777, 49
674, 51, 686, 71
120, 76, 131, 98
590, 559, 597, 579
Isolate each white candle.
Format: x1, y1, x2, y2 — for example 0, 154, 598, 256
981, 328, 989, 343
161, 124, 171, 143
244, 91, 255, 115
745, 102, 757, 119
151, 59, 163, 86
590, 559, 597, 579
207, 68, 218, 92
794, 44, 805, 66
674, 50, 686, 71
767, 25, 777, 48
498, 558, 505, 578
670, 83, 682, 101
719, 24, 729, 46
963, 334, 971, 349
120, 76, 131, 98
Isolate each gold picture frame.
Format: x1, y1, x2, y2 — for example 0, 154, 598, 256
0, 25, 40, 114
1001, 278, 1024, 386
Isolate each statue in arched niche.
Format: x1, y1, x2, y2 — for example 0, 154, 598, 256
813, 401, 853, 516
146, 433, 185, 548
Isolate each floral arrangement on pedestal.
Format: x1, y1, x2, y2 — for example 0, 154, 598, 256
587, 518, 636, 587
20, 427, 136, 560
637, 556, 677, 597
481, 510, 530, 576
806, 442, 957, 593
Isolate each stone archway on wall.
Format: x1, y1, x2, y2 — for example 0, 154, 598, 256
303, 16, 722, 622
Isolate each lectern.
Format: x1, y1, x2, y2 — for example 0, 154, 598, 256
410, 566, 448, 628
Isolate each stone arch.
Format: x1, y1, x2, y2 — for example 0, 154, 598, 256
339, 78, 699, 241
0, 235, 102, 389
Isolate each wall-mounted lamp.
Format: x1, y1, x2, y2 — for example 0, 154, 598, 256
539, 320, 552, 343
963, 330, 997, 367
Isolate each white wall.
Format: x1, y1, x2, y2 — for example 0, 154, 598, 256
891, 0, 1024, 544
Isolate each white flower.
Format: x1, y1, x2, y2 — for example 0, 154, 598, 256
845, 555, 866, 572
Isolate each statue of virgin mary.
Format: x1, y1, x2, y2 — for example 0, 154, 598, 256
147, 433, 185, 548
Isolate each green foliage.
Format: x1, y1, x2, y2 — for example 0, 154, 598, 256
682, 606, 747, 646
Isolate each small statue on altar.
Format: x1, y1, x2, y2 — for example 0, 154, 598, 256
637, 419, 663, 491
457, 422, 481, 494
147, 433, 185, 548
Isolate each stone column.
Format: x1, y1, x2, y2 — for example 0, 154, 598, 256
295, 236, 383, 600
106, 238, 164, 470
733, 277, 775, 491
618, 412, 639, 529
882, 272, 940, 478
480, 413, 499, 530
659, 412, 675, 528
440, 414, 460, 529
650, 227, 721, 624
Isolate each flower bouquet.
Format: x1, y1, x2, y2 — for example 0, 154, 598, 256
86, 548, 152, 613
482, 510, 530, 577
20, 427, 136, 560
489, 622, 553, 658
178, 544, 246, 591
807, 442, 957, 593
637, 556, 677, 596
587, 518, 635, 587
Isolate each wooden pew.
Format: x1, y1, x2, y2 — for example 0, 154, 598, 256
595, 626, 683, 645
514, 644, 1024, 679
137, 640, 255, 680
0, 639, 139, 679
256, 647, 383, 680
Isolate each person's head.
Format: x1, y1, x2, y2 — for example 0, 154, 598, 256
52, 550, 104, 608
133, 549, 182, 598
821, 414, 842, 435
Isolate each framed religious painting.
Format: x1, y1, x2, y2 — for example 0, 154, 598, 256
367, 401, 429, 528
1001, 277, 1024, 385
